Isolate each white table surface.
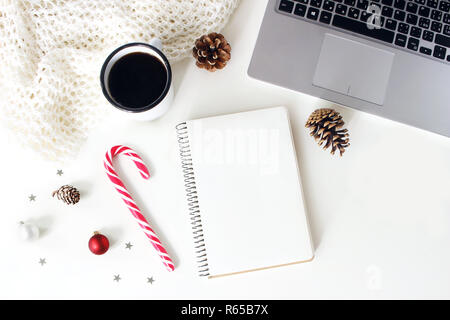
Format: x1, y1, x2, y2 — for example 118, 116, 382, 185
1, 0, 450, 300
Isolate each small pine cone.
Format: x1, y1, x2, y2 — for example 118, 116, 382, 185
192, 32, 231, 71
52, 185, 80, 205
305, 108, 350, 156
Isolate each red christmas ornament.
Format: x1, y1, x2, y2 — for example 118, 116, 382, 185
88, 231, 109, 255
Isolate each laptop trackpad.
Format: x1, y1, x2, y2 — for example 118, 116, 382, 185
313, 34, 395, 105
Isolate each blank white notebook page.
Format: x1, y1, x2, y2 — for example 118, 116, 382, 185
187, 107, 314, 277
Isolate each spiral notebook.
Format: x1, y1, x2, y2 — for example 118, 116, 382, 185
176, 107, 314, 278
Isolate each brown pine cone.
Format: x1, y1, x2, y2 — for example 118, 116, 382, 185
52, 185, 80, 205
305, 108, 350, 156
192, 32, 231, 71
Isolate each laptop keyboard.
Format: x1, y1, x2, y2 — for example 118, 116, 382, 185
277, 0, 450, 64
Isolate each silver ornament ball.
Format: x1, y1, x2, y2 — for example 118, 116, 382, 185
18, 221, 40, 241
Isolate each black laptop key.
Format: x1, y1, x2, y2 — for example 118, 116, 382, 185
382, 6, 394, 17
444, 24, 450, 35
279, 0, 295, 13
319, 10, 333, 23
348, 7, 360, 18
418, 6, 431, 17
407, 37, 420, 50
447, 55, 450, 61
410, 26, 423, 36
294, 3, 307, 16
395, 33, 408, 46
419, 46, 432, 54
311, 0, 323, 8
394, 9, 406, 20
415, 0, 426, 4
419, 17, 431, 27
439, 1, 450, 12
385, 18, 398, 29
427, 0, 439, 7
332, 14, 395, 42
336, 4, 348, 15
407, 2, 419, 13
357, 0, 369, 9
394, 0, 406, 9
369, 1, 381, 9
363, 11, 385, 27
360, 10, 371, 21
344, 0, 356, 5
294, 0, 309, 3
423, 29, 435, 40
445, 13, 450, 23
433, 44, 447, 58
435, 33, 450, 47
382, 0, 393, 5
371, 15, 386, 27
398, 22, 410, 33
430, 9, 442, 20
323, 0, 336, 11
407, 13, 419, 24
307, 7, 320, 19
431, 20, 443, 31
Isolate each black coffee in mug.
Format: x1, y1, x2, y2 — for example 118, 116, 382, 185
107, 52, 167, 109
100, 41, 173, 121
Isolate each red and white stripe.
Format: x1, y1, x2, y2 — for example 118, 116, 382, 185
104, 145, 174, 272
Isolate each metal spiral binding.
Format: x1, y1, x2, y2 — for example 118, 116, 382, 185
176, 122, 210, 277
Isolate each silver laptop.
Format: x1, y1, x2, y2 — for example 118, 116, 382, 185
248, 0, 450, 137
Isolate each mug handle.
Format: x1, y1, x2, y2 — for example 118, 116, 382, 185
149, 38, 163, 51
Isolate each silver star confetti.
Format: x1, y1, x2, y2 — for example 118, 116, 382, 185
56, 170, 64, 176
114, 274, 121, 282
147, 277, 155, 284
39, 258, 46, 266
29, 194, 36, 201
125, 242, 133, 250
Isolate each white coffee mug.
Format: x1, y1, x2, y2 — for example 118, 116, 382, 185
100, 39, 173, 121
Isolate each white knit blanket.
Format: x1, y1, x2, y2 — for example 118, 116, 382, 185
0, 0, 239, 161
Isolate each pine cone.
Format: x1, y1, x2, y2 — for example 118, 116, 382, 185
52, 185, 80, 205
192, 32, 231, 71
305, 108, 350, 156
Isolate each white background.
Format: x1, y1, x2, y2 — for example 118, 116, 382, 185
1, 0, 449, 299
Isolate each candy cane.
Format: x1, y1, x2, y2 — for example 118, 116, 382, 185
104, 145, 174, 272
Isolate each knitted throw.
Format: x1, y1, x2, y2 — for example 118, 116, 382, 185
0, 0, 239, 161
